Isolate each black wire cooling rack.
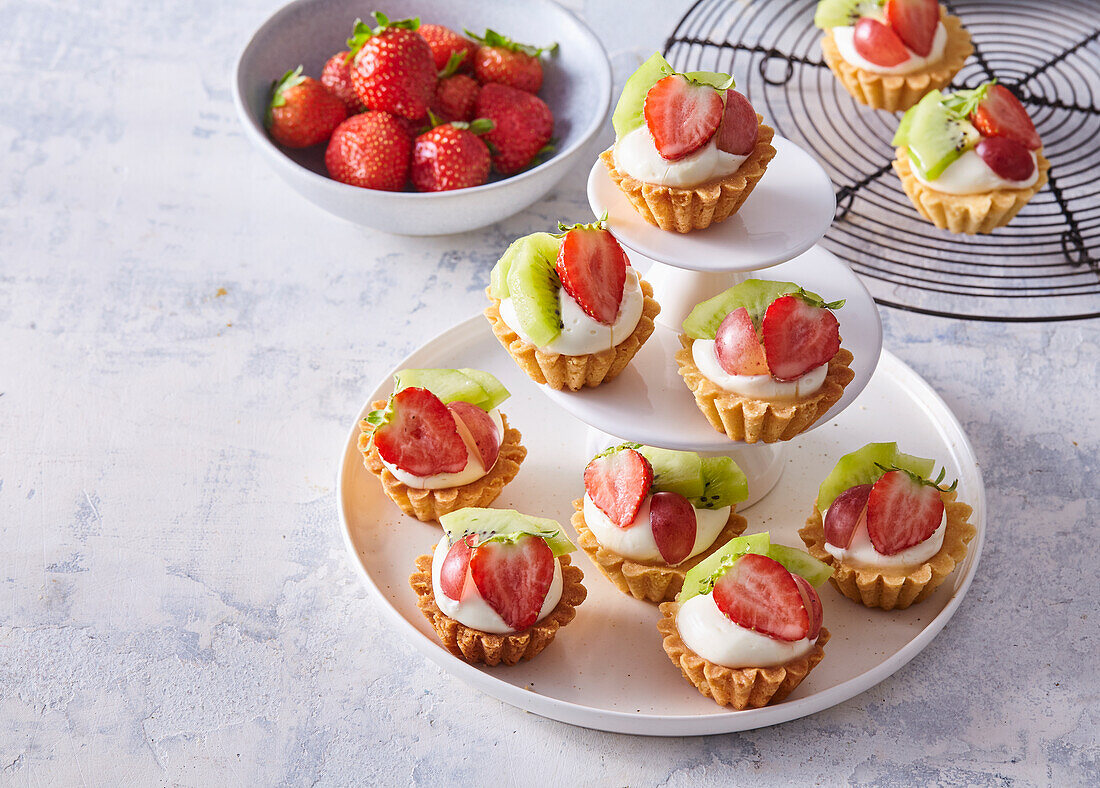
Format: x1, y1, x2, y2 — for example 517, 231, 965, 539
665, 0, 1100, 321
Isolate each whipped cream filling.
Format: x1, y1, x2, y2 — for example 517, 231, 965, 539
823, 502, 946, 570
613, 126, 749, 188
582, 493, 730, 564
831, 21, 947, 75
911, 148, 1039, 194
499, 267, 644, 355
430, 537, 563, 634
692, 339, 828, 400
380, 409, 504, 489
677, 591, 814, 668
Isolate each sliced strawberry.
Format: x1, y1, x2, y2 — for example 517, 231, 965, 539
371, 387, 468, 476
649, 492, 697, 565
643, 75, 724, 161
823, 483, 871, 549
715, 307, 770, 375
976, 136, 1035, 181
852, 17, 910, 67
583, 448, 653, 527
792, 574, 823, 641
761, 295, 841, 382
555, 225, 628, 325
866, 470, 944, 555
885, 0, 939, 58
972, 85, 1041, 150
715, 89, 758, 156
712, 553, 809, 641
439, 536, 473, 601
447, 401, 500, 470
470, 534, 555, 630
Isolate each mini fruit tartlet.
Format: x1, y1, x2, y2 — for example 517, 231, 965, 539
798, 442, 976, 610
892, 83, 1050, 234
571, 443, 749, 603
657, 532, 832, 709
676, 280, 855, 444
600, 52, 776, 233
409, 508, 586, 666
814, 0, 972, 112
359, 368, 526, 522
484, 218, 660, 391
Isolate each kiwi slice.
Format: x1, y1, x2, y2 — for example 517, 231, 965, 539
690, 456, 748, 510
814, 0, 884, 29
766, 544, 833, 587
635, 445, 706, 498
393, 368, 489, 407
489, 232, 561, 300
440, 508, 575, 556
455, 369, 509, 411
678, 532, 771, 603
506, 239, 563, 348
817, 442, 936, 510
905, 90, 981, 180
612, 51, 674, 137
682, 279, 823, 340
892, 103, 917, 148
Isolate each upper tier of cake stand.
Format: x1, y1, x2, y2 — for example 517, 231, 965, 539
538, 244, 883, 452
588, 136, 837, 272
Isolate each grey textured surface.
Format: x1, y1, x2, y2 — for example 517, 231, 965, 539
2, 0, 1098, 785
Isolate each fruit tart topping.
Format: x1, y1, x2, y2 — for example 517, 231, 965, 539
813, 0, 887, 30
683, 279, 822, 340
488, 232, 561, 300
792, 574, 824, 640
761, 292, 844, 382
649, 491, 698, 564
347, 13, 437, 121
680, 533, 833, 604
466, 28, 557, 94
715, 89, 759, 156
693, 456, 749, 510
884, 0, 939, 58
554, 218, 629, 325
634, 445, 705, 499
712, 553, 811, 641
505, 234, 563, 347
470, 533, 555, 630
865, 465, 956, 555
440, 508, 576, 557
389, 368, 510, 411
824, 483, 872, 549
475, 83, 555, 175
369, 387, 469, 476
447, 401, 501, 470
440, 536, 474, 601
714, 307, 770, 375
975, 136, 1034, 182
584, 447, 653, 527
852, 17, 910, 67
644, 75, 725, 161
970, 83, 1040, 151
266, 66, 349, 149
817, 442, 936, 510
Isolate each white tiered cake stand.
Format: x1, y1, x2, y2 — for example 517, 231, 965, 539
337, 137, 986, 736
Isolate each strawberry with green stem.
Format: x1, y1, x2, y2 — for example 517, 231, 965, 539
347, 12, 437, 120
266, 66, 348, 148
475, 82, 554, 175
411, 115, 494, 192
466, 28, 557, 93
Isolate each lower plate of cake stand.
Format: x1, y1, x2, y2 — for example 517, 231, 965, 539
337, 316, 986, 736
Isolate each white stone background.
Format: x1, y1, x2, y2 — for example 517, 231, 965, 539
2, 0, 1098, 784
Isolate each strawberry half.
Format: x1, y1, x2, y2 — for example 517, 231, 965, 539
714, 307, 769, 375
885, 0, 939, 58
712, 553, 810, 641
644, 75, 724, 161
971, 84, 1041, 150
852, 17, 910, 67
649, 491, 697, 565
439, 536, 474, 601
371, 387, 469, 476
555, 223, 629, 325
447, 400, 500, 470
583, 447, 653, 527
761, 294, 841, 382
866, 470, 945, 555
470, 534, 555, 630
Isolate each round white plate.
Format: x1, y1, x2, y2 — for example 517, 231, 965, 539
540, 244, 883, 452
337, 316, 985, 736
588, 136, 836, 271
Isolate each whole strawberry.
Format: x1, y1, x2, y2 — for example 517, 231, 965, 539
418, 24, 477, 72
475, 83, 554, 175
466, 28, 555, 93
325, 111, 412, 191
321, 51, 365, 113
431, 73, 479, 122
411, 119, 493, 192
348, 12, 436, 120
266, 66, 348, 148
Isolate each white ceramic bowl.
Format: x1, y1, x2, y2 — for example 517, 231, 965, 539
233, 0, 611, 235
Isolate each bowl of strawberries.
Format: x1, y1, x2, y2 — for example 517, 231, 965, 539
233, 0, 611, 235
